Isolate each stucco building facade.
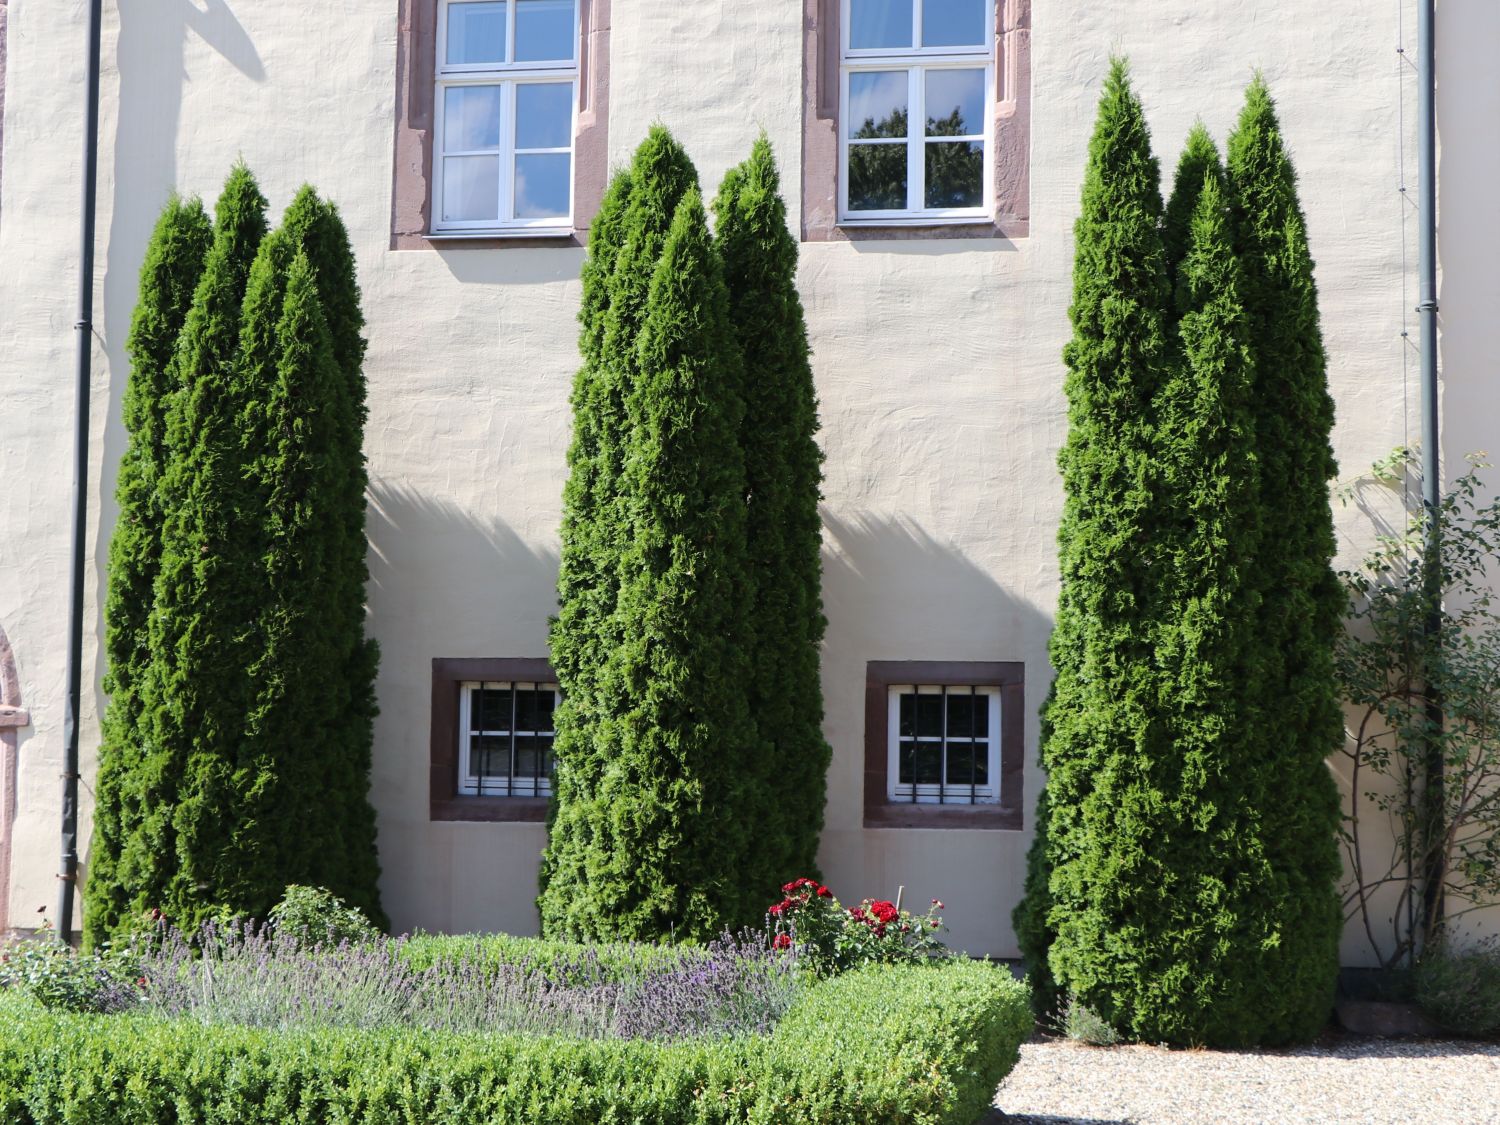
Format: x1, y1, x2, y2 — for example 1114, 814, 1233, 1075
0, 0, 1495, 960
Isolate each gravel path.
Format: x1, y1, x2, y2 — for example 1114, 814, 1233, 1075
990, 1033, 1500, 1125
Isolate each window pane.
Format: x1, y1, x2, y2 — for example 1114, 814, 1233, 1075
471, 735, 510, 778
946, 693, 975, 737
848, 143, 908, 210
515, 0, 575, 61
911, 741, 942, 785
515, 153, 571, 217
946, 740, 988, 786
898, 692, 914, 738
443, 155, 500, 221
849, 71, 908, 138
925, 69, 985, 136
474, 685, 513, 732
447, 2, 507, 64
516, 82, 573, 149
513, 734, 552, 779
445, 86, 501, 151
850, 0, 913, 49
925, 141, 983, 207
915, 693, 944, 736
513, 687, 553, 733
922, 0, 986, 47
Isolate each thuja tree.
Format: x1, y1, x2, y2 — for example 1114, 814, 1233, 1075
129, 165, 270, 935
83, 197, 212, 947
187, 191, 384, 927
1226, 76, 1343, 1040
1134, 170, 1280, 1046
713, 136, 829, 892
1019, 58, 1173, 1028
540, 129, 705, 939
1161, 124, 1225, 289
539, 168, 635, 905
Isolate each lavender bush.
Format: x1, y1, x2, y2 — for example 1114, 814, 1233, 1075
128, 921, 800, 1041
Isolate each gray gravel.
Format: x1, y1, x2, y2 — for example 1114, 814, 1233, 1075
990, 1034, 1500, 1125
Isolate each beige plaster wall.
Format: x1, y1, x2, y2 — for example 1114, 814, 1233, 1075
1, 0, 1490, 960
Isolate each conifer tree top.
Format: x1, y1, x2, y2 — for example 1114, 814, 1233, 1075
1163, 123, 1225, 290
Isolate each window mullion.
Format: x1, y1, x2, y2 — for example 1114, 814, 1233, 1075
908, 66, 924, 214
912, 0, 923, 49
507, 0, 517, 64
501, 81, 516, 222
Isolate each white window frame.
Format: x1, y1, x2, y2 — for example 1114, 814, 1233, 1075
457, 679, 559, 797
433, 0, 580, 234
838, 0, 994, 225
887, 684, 1001, 805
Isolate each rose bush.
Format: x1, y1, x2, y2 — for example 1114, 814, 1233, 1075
767, 878, 949, 975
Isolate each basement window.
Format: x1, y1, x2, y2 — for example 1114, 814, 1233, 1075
430, 658, 555, 821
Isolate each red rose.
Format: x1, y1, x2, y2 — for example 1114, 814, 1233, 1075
773, 933, 792, 950
817, 885, 832, 898
869, 901, 899, 924
931, 899, 944, 909
769, 903, 783, 916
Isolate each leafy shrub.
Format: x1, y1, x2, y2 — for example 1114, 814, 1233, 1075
268, 884, 378, 948
1415, 936, 1500, 1036
0, 958, 1030, 1124
0, 929, 139, 1014
767, 878, 949, 976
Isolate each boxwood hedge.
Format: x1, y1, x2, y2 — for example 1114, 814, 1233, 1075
0, 958, 1029, 1124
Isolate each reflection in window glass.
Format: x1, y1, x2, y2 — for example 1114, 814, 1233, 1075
515, 0, 575, 62
848, 71, 908, 139
925, 68, 985, 136
921, 0, 986, 47
848, 144, 908, 211
515, 153, 572, 217
515, 83, 573, 149
850, 0, 912, 49
445, 86, 502, 151
443, 155, 500, 221
925, 141, 983, 207
447, 1, 508, 64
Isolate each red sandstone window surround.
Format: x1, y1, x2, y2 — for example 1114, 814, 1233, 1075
864, 661, 1024, 829
392, 0, 611, 249
801, 0, 1031, 242
430, 657, 556, 821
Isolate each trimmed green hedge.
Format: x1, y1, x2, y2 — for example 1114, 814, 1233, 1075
0, 959, 1029, 1124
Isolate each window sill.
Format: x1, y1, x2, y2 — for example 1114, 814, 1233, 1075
427, 227, 576, 240
430, 795, 550, 823
863, 800, 1021, 831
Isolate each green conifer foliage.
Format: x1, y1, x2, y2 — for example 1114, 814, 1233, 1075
1226, 76, 1344, 1041
83, 197, 212, 948
1031, 58, 1173, 1028
1162, 124, 1225, 290
541, 130, 703, 939
712, 136, 829, 894
540, 168, 634, 903
131, 165, 269, 934
1120, 171, 1276, 1044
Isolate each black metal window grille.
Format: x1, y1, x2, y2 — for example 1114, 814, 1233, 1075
458, 680, 558, 797
892, 684, 999, 805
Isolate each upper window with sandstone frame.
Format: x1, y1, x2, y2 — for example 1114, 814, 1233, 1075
840, 0, 994, 224
434, 0, 580, 233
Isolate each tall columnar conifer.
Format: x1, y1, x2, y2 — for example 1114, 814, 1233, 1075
135, 165, 269, 933
1226, 76, 1344, 1041
1025, 58, 1173, 1030
540, 168, 634, 902
84, 197, 212, 948
1125, 170, 1277, 1045
541, 130, 704, 939
712, 136, 829, 894
599, 186, 754, 939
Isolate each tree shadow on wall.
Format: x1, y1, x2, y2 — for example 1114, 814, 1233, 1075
93, 0, 266, 741
819, 511, 1052, 667
364, 479, 561, 659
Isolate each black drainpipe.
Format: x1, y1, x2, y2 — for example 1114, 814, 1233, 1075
58, 0, 104, 943
1416, 0, 1444, 949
